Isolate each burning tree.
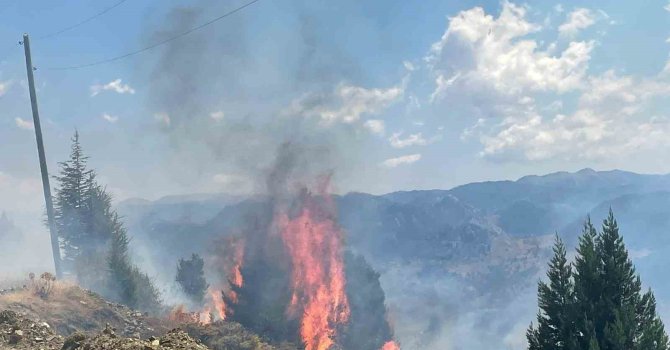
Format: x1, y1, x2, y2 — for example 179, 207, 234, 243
214, 188, 397, 350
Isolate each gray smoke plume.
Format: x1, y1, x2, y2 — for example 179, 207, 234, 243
139, 0, 373, 196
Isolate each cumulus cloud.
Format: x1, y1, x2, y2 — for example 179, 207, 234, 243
285, 83, 403, 124
389, 132, 428, 148
426, 2, 593, 97
478, 70, 670, 161
430, 72, 460, 102
14, 117, 34, 130
102, 113, 119, 123
90, 79, 136, 97
558, 8, 596, 37
363, 119, 385, 135
381, 154, 422, 168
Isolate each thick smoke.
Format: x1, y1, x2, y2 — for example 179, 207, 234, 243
140, 0, 370, 196
134, 1, 402, 348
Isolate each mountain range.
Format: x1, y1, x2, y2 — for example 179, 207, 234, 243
117, 168, 670, 350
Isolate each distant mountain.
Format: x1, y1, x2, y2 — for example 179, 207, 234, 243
117, 169, 670, 350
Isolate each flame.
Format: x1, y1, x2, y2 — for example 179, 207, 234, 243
209, 288, 226, 320
381, 341, 401, 350
277, 191, 350, 350
232, 239, 245, 287
168, 305, 200, 324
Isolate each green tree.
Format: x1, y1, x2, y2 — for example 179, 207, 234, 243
107, 210, 162, 313
176, 253, 209, 303
528, 211, 669, 350
54, 131, 162, 313
527, 235, 577, 350
53, 131, 95, 269
574, 217, 601, 349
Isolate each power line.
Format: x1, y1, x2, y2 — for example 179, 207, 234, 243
44, 0, 262, 71
37, 0, 129, 40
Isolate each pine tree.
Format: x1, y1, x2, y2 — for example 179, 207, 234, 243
527, 235, 577, 350
574, 217, 602, 348
53, 131, 162, 314
176, 253, 209, 304
107, 212, 162, 313
529, 211, 669, 350
597, 209, 640, 349
53, 131, 95, 268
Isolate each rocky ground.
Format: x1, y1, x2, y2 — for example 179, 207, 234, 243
0, 281, 295, 350
0, 309, 208, 349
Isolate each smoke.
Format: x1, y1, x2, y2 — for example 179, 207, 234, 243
138, 0, 385, 197
131, 1, 405, 347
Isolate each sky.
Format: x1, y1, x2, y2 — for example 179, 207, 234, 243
2, 0, 670, 225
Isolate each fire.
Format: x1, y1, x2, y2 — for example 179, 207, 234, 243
277, 191, 350, 350
232, 239, 245, 287
209, 287, 226, 320
168, 305, 200, 324
381, 341, 401, 350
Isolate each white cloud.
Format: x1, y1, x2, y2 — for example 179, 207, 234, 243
90, 79, 136, 97
210, 111, 225, 121
364, 119, 385, 135
477, 70, 670, 161
430, 72, 460, 102
558, 8, 596, 37
403, 61, 416, 71
426, 2, 594, 98
554, 4, 564, 13
285, 83, 403, 124
14, 117, 34, 130
389, 132, 428, 148
102, 113, 119, 123
665, 2, 670, 11
154, 112, 171, 126
381, 154, 422, 168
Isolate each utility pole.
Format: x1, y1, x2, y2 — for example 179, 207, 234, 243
22, 33, 63, 279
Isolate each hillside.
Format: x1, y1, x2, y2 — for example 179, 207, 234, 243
116, 168, 670, 349
0, 281, 293, 350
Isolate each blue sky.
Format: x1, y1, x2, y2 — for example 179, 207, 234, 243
2, 0, 670, 223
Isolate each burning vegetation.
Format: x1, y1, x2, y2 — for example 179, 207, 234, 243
6, 130, 401, 349
167, 146, 400, 349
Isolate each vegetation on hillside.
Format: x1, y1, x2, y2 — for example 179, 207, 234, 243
527, 210, 669, 349
53, 131, 161, 313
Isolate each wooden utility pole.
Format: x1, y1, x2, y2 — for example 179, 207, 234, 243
22, 33, 63, 279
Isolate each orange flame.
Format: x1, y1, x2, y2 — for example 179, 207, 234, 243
209, 288, 226, 320
277, 191, 350, 350
381, 341, 401, 350
231, 239, 245, 289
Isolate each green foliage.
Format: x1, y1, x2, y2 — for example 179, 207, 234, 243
53, 131, 96, 267
107, 211, 162, 313
339, 252, 394, 350
54, 131, 162, 314
176, 253, 209, 303
527, 210, 669, 350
